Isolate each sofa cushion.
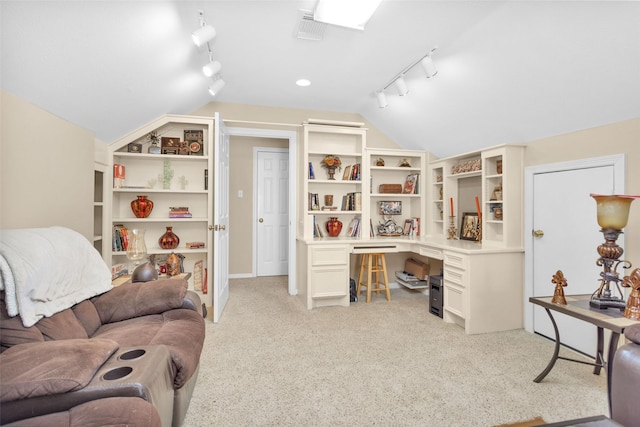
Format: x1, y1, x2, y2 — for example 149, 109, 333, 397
92, 309, 205, 389
35, 308, 88, 341
91, 279, 188, 324
71, 300, 102, 337
0, 339, 118, 402
0, 297, 44, 352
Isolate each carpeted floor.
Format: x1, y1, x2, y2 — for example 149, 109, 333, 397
183, 277, 608, 426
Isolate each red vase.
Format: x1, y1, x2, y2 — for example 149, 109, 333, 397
131, 195, 154, 218
159, 226, 180, 249
326, 217, 343, 237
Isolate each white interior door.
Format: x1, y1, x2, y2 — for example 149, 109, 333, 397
528, 156, 624, 356
213, 114, 230, 323
255, 149, 289, 276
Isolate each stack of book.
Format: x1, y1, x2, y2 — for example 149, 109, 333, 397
169, 206, 192, 218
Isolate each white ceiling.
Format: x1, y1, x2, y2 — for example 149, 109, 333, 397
2, 1, 639, 158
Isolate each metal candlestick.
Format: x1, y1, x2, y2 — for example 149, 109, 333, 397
447, 216, 458, 240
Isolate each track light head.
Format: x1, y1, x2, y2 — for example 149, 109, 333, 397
377, 92, 388, 108
420, 55, 438, 78
208, 79, 226, 96
395, 77, 408, 96
192, 25, 216, 47
202, 60, 222, 77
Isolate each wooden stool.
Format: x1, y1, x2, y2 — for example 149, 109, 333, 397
357, 253, 391, 303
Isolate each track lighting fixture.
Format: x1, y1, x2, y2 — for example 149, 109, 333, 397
375, 46, 438, 107
420, 55, 437, 78
202, 59, 222, 77
394, 77, 408, 96
192, 25, 216, 47
194, 10, 225, 96
208, 78, 226, 96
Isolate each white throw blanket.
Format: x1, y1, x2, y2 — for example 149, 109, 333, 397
0, 226, 113, 327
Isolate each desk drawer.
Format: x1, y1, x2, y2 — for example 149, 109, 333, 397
419, 246, 443, 260
444, 267, 466, 287
311, 245, 348, 266
444, 283, 465, 318
444, 252, 468, 270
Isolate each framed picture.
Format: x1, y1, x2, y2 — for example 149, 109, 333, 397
184, 130, 204, 156
379, 201, 402, 215
460, 212, 481, 241
161, 137, 180, 155
403, 174, 418, 194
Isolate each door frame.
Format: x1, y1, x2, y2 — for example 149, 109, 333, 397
225, 126, 298, 296
253, 147, 289, 277
523, 153, 625, 333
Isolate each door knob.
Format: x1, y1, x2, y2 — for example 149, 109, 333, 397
208, 225, 215, 231
532, 229, 544, 238
259, 218, 264, 223
220, 225, 226, 231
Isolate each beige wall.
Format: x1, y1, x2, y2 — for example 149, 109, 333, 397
229, 136, 288, 275
1, 90, 94, 240
523, 117, 640, 265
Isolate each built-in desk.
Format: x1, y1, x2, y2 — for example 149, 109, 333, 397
297, 237, 524, 334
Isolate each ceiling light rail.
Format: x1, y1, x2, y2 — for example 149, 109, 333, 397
192, 10, 225, 97
376, 46, 438, 108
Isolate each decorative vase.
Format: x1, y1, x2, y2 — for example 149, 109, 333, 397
326, 217, 342, 237
327, 166, 337, 180
159, 226, 180, 249
131, 195, 154, 218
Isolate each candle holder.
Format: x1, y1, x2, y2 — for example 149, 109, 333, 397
447, 216, 458, 240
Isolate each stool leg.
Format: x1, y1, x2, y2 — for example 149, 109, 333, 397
373, 254, 382, 295
380, 254, 390, 301
357, 254, 366, 300
366, 254, 373, 303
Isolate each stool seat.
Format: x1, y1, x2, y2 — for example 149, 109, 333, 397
357, 253, 391, 303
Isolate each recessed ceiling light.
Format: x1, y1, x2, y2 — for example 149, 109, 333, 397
296, 79, 311, 87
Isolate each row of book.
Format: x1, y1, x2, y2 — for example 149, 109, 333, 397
307, 192, 362, 211
341, 164, 361, 181
112, 224, 130, 251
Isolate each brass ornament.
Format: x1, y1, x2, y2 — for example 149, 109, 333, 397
551, 270, 568, 305
622, 268, 640, 320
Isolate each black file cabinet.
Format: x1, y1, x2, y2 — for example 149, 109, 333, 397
429, 275, 443, 318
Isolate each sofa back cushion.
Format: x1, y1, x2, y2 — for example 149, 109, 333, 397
0, 297, 44, 352
72, 300, 102, 337
35, 309, 88, 341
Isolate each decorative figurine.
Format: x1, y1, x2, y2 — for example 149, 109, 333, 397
622, 268, 640, 320
551, 270, 568, 305
399, 158, 411, 167
376, 158, 385, 166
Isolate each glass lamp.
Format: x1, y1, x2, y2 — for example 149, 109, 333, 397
590, 194, 637, 309
126, 229, 147, 272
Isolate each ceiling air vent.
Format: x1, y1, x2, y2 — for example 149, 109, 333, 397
296, 10, 327, 41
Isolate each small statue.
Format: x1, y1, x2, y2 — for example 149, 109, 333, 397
166, 252, 180, 276
376, 158, 385, 166
622, 268, 640, 320
551, 270, 568, 305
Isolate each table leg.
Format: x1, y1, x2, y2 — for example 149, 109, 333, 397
593, 327, 604, 375
534, 307, 561, 383
606, 332, 620, 416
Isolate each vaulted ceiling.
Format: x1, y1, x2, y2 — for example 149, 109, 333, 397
2, 1, 639, 158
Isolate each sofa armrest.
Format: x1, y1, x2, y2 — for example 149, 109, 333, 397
0, 339, 118, 404
91, 278, 188, 324
181, 290, 205, 317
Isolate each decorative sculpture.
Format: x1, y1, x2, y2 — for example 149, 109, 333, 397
551, 270, 568, 305
622, 268, 640, 320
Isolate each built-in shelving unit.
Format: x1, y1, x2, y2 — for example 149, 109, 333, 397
93, 163, 106, 256
107, 115, 214, 294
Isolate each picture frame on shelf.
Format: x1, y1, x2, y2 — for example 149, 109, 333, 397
460, 212, 481, 241
403, 174, 418, 194
184, 130, 204, 156
161, 137, 180, 155
127, 142, 142, 153
379, 201, 402, 215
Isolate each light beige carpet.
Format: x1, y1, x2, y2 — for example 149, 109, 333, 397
494, 416, 546, 427
184, 277, 607, 426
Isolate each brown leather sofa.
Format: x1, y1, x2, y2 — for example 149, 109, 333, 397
0, 277, 205, 427
611, 323, 640, 426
